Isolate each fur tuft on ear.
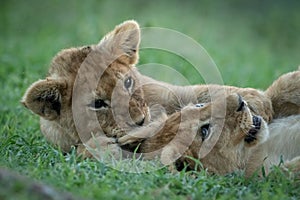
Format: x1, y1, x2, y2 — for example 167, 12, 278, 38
21, 78, 67, 120
98, 20, 140, 65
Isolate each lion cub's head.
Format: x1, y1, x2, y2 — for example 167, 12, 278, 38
160, 93, 270, 174
21, 20, 149, 152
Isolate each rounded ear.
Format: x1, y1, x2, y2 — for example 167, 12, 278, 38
21, 78, 67, 120
98, 20, 140, 65
265, 70, 300, 118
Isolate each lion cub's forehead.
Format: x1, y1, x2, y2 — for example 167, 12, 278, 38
195, 95, 244, 122
92, 63, 135, 98
199, 106, 214, 121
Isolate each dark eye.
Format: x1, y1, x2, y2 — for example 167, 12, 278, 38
124, 77, 134, 90
237, 101, 245, 112
237, 94, 246, 112
88, 99, 108, 110
199, 124, 210, 141
195, 103, 205, 108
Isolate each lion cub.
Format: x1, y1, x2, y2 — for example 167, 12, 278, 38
119, 93, 300, 177
118, 70, 300, 176
21, 20, 300, 163
21, 20, 274, 158
21, 20, 150, 156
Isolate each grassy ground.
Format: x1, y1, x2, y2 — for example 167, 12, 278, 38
1, 0, 300, 199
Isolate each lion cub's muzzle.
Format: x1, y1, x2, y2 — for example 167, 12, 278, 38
245, 115, 262, 143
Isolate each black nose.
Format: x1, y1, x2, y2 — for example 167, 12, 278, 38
252, 115, 262, 130
135, 118, 145, 126
244, 115, 262, 143
236, 94, 245, 112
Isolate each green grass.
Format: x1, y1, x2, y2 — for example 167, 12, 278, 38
1, 0, 300, 199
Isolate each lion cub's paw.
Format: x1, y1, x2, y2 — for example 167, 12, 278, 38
117, 119, 167, 145
160, 146, 181, 166
78, 136, 121, 160
283, 156, 300, 179
117, 104, 168, 146
148, 104, 168, 122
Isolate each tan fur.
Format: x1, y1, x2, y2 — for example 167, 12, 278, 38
21, 20, 274, 157
265, 69, 300, 118
120, 93, 270, 173
21, 20, 150, 155
21, 20, 299, 171
245, 115, 300, 177
119, 96, 300, 177
141, 80, 273, 122
118, 69, 300, 176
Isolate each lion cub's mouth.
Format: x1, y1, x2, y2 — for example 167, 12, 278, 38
245, 115, 262, 143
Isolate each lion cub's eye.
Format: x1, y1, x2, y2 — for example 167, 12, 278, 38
124, 77, 134, 90
199, 124, 210, 141
237, 94, 246, 112
195, 103, 205, 108
88, 99, 108, 111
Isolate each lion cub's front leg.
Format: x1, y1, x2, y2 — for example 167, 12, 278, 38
118, 105, 203, 166
283, 156, 300, 178
117, 104, 168, 145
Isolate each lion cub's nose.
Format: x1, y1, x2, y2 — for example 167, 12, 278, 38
135, 117, 145, 126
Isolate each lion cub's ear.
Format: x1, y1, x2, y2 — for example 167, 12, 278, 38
98, 20, 140, 65
21, 78, 67, 120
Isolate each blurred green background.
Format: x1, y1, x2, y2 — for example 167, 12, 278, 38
1, 0, 300, 90
0, 0, 300, 199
